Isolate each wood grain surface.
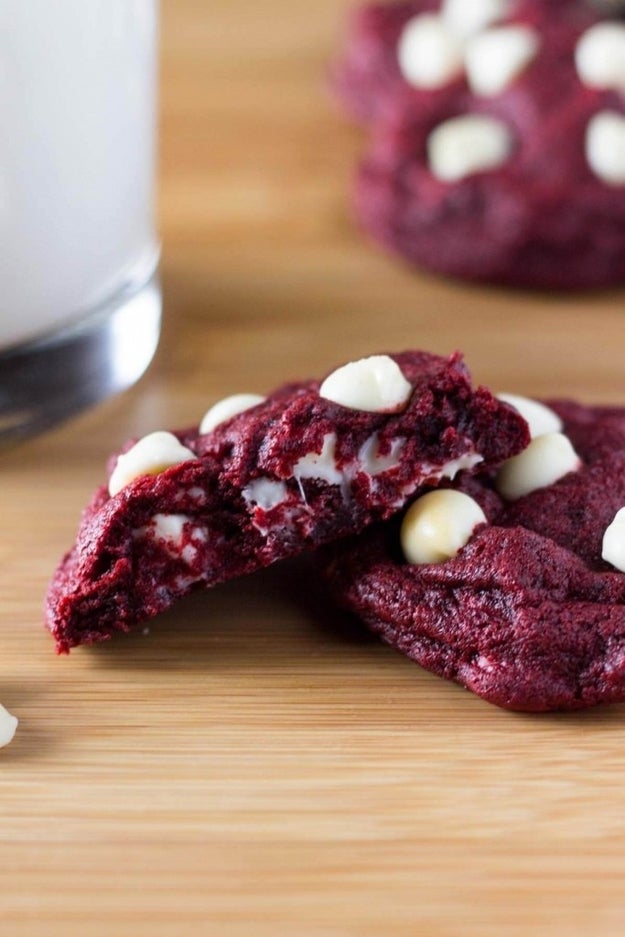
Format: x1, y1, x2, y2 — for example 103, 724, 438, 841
3, 2, 625, 934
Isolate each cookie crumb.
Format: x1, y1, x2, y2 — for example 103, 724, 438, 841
0, 703, 18, 748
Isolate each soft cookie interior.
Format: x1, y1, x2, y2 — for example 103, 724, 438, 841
46, 351, 528, 652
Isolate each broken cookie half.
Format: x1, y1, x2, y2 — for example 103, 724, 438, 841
321, 399, 625, 711
46, 350, 528, 652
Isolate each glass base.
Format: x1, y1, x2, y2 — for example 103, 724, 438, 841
0, 266, 161, 446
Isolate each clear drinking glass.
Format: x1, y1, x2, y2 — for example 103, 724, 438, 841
0, 0, 161, 444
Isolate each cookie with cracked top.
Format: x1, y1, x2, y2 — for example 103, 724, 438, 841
321, 400, 625, 711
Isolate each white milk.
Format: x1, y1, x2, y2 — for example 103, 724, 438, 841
0, 0, 159, 349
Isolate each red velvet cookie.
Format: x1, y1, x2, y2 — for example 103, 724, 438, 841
46, 351, 528, 652
321, 399, 625, 711
334, 1, 625, 288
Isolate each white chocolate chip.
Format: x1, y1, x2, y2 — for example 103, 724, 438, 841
181, 545, 197, 565
293, 432, 343, 485
586, 111, 625, 185
439, 450, 484, 480
427, 114, 513, 182
400, 489, 487, 565
602, 507, 625, 571
319, 355, 412, 413
495, 432, 581, 501
0, 703, 18, 748
243, 477, 289, 510
497, 394, 563, 439
575, 22, 625, 91
464, 25, 539, 96
441, 452, 484, 477
133, 513, 205, 560
108, 432, 196, 497
199, 393, 265, 435
441, 0, 510, 38
398, 14, 464, 89
151, 513, 190, 545
357, 434, 405, 476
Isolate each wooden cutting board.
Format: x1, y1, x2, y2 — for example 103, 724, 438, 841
3, 2, 625, 934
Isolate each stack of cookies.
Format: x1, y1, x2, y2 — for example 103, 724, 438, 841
47, 351, 625, 712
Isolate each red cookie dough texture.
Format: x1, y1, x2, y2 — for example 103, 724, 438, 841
45, 351, 528, 652
321, 400, 625, 711
333, 0, 625, 288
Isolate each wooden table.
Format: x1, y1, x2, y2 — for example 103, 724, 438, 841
3, 2, 625, 934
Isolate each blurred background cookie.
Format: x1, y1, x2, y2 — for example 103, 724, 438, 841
334, 0, 625, 288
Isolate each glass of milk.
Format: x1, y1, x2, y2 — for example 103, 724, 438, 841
0, 0, 161, 444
